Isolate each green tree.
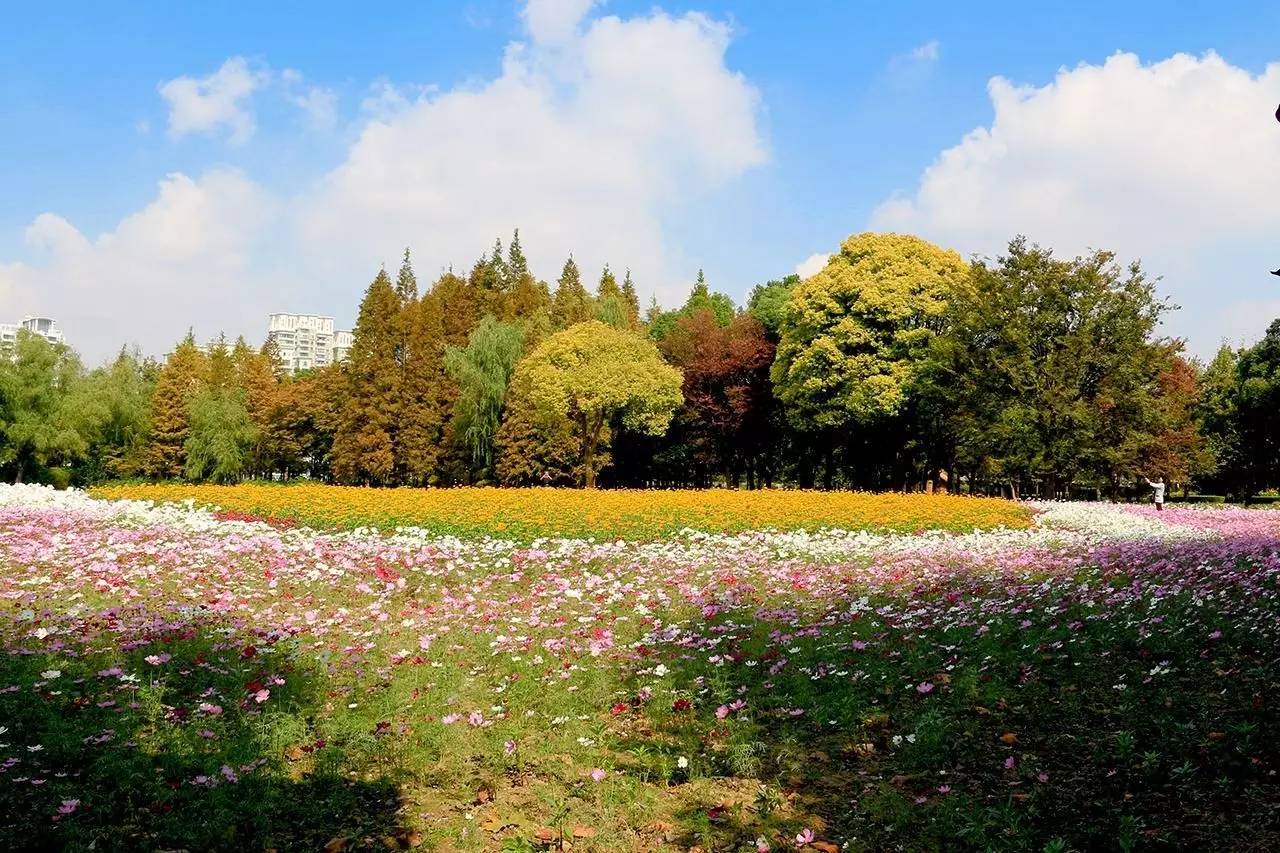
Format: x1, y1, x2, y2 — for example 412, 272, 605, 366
1196, 344, 1242, 492
183, 387, 256, 483
0, 331, 89, 484
515, 320, 682, 488
930, 237, 1172, 497
332, 269, 401, 484
495, 373, 584, 485
747, 274, 799, 340
647, 270, 736, 341
75, 349, 154, 482
1234, 318, 1280, 496
145, 334, 209, 479
550, 256, 593, 329
443, 315, 525, 480
773, 233, 966, 431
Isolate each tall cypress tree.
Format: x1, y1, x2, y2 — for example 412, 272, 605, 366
395, 248, 419, 302
621, 269, 641, 326
507, 229, 529, 281
551, 256, 593, 329
331, 269, 400, 485
396, 292, 449, 484
232, 337, 280, 477
145, 333, 209, 479
597, 264, 621, 300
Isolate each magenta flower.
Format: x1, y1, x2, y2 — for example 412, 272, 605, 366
916, 681, 934, 694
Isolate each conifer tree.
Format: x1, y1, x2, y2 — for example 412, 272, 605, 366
232, 337, 280, 477
551, 256, 593, 329
396, 292, 449, 484
206, 335, 235, 390
331, 269, 401, 484
395, 248, 419, 302
507, 229, 529, 281
145, 333, 209, 479
597, 264, 621, 300
621, 269, 641, 326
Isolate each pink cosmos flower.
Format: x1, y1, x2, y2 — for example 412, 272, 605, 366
794, 827, 814, 847
252, 688, 270, 703
916, 681, 934, 694
715, 705, 730, 720
1004, 756, 1016, 770
57, 799, 79, 815
144, 653, 171, 666
590, 768, 607, 782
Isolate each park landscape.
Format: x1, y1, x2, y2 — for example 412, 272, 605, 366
1, 483, 1277, 851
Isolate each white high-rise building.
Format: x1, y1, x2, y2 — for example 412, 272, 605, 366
0, 316, 65, 352
267, 313, 353, 373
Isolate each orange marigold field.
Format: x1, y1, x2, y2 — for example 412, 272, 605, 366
90, 483, 1033, 540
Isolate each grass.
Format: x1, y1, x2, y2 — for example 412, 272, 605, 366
3, 491, 1277, 851
88, 483, 1033, 540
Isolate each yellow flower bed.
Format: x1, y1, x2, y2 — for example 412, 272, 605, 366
91, 483, 1033, 540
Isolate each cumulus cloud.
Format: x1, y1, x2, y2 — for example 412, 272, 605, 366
872, 51, 1280, 355
0, 170, 280, 359
298, 0, 766, 306
3, 1, 765, 362
158, 57, 267, 144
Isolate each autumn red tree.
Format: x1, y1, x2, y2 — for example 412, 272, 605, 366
660, 310, 776, 487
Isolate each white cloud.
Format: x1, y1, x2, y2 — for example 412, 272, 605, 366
910, 40, 939, 63
299, 1, 766, 307
158, 57, 267, 145
282, 69, 339, 131
2, 1, 765, 363
872, 51, 1280, 356
522, 0, 598, 45
794, 252, 828, 279
1, 170, 280, 360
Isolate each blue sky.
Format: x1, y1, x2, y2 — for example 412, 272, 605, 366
3, 1, 1279, 362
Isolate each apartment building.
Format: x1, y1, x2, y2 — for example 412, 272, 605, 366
267, 313, 353, 373
0, 316, 65, 352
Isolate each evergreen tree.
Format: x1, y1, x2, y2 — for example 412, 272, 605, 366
621, 269, 641, 326
395, 248, 419, 302
232, 337, 279, 477
507, 229, 529, 280
145, 334, 208, 479
331, 269, 401, 484
597, 264, 621, 300
551, 256, 593, 329
396, 292, 449, 484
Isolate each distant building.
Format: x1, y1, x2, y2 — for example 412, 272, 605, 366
0, 316, 65, 353
266, 313, 353, 373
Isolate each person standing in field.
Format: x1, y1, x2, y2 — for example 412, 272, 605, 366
1144, 476, 1166, 511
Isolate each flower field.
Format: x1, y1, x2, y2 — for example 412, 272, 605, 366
88, 483, 1033, 540
2, 486, 1279, 851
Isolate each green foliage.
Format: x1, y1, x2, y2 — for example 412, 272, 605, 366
516, 320, 682, 487
929, 236, 1176, 492
1234, 318, 1280, 495
647, 270, 736, 342
772, 232, 967, 430
443, 315, 525, 479
183, 388, 257, 483
747, 274, 799, 340
0, 331, 90, 483
551, 256, 593, 330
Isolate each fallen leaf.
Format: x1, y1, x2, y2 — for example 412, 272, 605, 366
812, 843, 840, 853
571, 826, 597, 839
284, 745, 305, 762
534, 828, 557, 843
1207, 731, 1226, 741
395, 829, 424, 848
999, 732, 1018, 744
323, 838, 349, 853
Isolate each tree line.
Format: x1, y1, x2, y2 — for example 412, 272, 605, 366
3, 230, 1279, 497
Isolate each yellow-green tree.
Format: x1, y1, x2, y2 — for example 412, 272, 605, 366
514, 320, 682, 488
772, 232, 967, 430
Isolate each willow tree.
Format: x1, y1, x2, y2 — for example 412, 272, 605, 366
443, 315, 525, 480
514, 320, 682, 488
